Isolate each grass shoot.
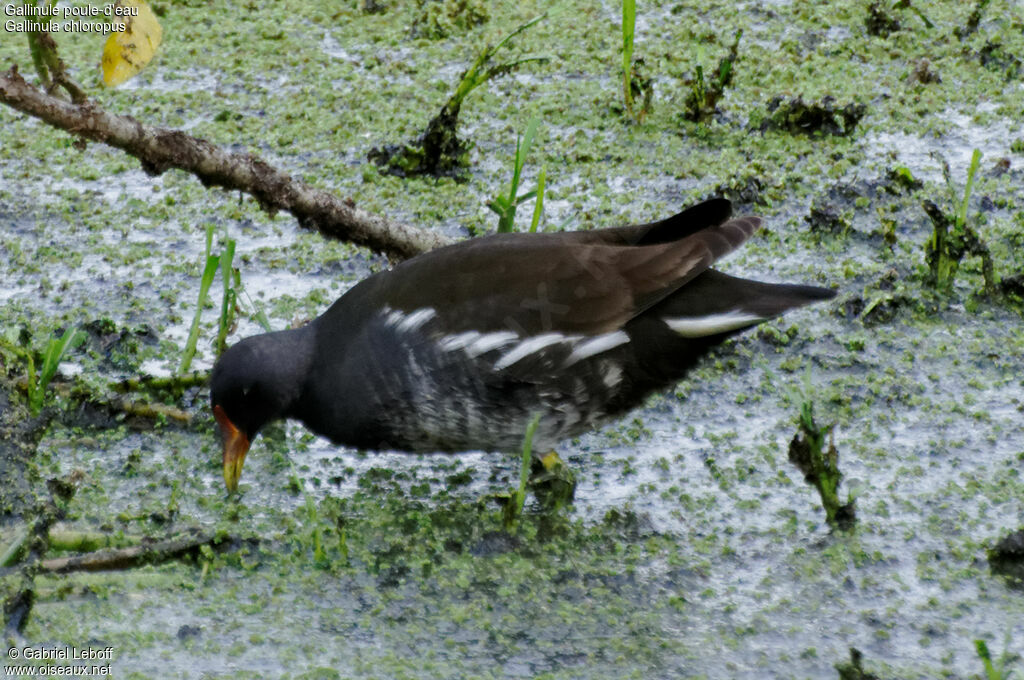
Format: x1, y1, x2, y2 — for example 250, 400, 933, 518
1, 325, 87, 417
489, 116, 544, 233
369, 14, 549, 178
31, 326, 86, 416
683, 29, 742, 123
787, 378, 856, 529
621, 0, 635, 115
180, 225, 221, 374
216, 237, 238, 357
529, 167, 546, 233
974, 637, 1020, 680
923, 148, 996, 294
502, 413, 541, 528
181, 225, 269, 374
620, 0, 653, 122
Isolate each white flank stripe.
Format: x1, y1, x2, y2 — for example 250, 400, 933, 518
439, 331, 481, 352
466, 331, 519, 357
494, 333, 572, 370
601, 362, 623, 389
664, 310, 765, 338
395, 307, 436, 332
563, 330, 630, 366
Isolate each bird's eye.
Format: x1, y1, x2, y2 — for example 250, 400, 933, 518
242, 386, 251, 398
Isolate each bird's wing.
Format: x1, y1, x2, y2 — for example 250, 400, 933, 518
377, 215, 760, 338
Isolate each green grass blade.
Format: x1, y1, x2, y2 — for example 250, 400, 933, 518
509, 133, 524, 206
216, 237, 237, 356
510, 116, 540, 204
517, 116, 540, 176
514, 189, 539, 206
494, 117, 542, 233
622, 0, 636, 114
454, 14, 547, 108
0, 527, 30, 568
957, 148, 982, 230
974, 640, 998, 680
236, 277, 273, 332
38, 327, 85, 389
488, 196, 510, 215
180, 252, 221, 374
529, 167, 546, 233
31, 326, 85, 415
496, 213, 515, 234
515, 413, 542, 520
493, 12, 546, 55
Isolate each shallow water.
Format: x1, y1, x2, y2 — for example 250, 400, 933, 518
2, 0, 1024, 678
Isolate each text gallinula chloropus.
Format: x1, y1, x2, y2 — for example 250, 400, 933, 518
212, 198, 835, 491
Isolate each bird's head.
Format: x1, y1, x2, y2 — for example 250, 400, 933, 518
210, 331, 311, 492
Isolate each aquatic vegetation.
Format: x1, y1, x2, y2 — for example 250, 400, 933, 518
681, 29, 741, 123
488, 116, 545, 233
805, 199, 851, 237
956, 0, 991, 40
501, 413, 540, 528
215, 235, 238, 358
865, 0, 932, 37
922, 149, 996, 295
526, 449, 575, 512
369, 14, 548, 179
1, 326, 85, 416
621, 0, 635, 115
988, 528, 1024, 586
787, 386, 856, 529
497, 415, 575, 527
409, 0, 489, 40
304, 494, 328, 567
180, 225, 270, 374
757, 95, 866, 136
620, 0, 652, 122
884, 165, 922, 193
974, 637, 1020, 680
529, 167, 546, 233
835, 648, 881, 680
30, 327, 85, 416
978, 40, 1023, 81
180, 225, 224, 374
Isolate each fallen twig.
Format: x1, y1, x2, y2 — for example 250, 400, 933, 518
40, 529, 224, 574
47, 524, 141, 553
112, 371, 209, 395
16, 377, 193, 426
2, 475, 73, 633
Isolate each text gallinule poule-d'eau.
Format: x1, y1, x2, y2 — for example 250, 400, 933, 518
211, 198, 836, 492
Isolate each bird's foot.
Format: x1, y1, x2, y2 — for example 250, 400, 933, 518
493, 451, 576, 527
528, 450, 576, 510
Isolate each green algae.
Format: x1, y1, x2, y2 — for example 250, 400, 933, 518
3, 0, 1024, 677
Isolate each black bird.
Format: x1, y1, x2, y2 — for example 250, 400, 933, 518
211, 199, 835, 491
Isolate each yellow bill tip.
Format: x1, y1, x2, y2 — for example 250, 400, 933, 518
214, 404, 250, 494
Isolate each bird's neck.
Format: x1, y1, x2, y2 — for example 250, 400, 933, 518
259, 325, 317, 420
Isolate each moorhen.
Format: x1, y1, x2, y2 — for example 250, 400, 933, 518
211, 198, 835, 491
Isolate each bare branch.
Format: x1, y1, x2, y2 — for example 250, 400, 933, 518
0, 65, 453, 260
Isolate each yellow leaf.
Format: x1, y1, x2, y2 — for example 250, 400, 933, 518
101, 0, 163, 88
